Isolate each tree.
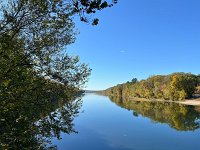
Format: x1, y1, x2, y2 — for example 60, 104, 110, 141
0, 0, 117, 149
131, 78, 137, 83
103, 73, 199, 101
0, 0, 118, 98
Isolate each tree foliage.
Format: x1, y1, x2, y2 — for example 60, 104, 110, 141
103, 73, 199, 101
0, 0, 116, 149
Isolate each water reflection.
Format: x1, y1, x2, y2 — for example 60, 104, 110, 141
0, 91, 83, 149
3, 93, 200, 149
109, 96, 200, 131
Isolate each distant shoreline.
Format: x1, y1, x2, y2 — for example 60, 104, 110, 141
129, 97, 200, 106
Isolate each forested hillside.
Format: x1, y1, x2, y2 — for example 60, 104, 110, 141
102, 73, 200, 101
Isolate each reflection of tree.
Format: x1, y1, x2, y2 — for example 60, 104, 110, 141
110, 96, 200, 131
0, 86, 83, 149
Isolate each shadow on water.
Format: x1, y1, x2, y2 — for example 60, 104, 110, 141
0, 90, 84, 149
108, 96, 200, 131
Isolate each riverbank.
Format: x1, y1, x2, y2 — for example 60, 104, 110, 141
129, 97, 200, 106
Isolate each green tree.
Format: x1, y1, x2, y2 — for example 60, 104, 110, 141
0, 0, 117, 149
0, 0, 118, 102
131, 78, 137, 83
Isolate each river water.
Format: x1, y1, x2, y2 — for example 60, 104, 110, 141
52, 94, 200, 150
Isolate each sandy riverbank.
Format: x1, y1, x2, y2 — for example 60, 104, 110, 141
129, 97, 200, 106
179, 99, 200, 106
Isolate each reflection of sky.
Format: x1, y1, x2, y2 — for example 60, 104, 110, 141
52, 94, 200, 150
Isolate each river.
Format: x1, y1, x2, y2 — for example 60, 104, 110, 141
51, 93, 200, 150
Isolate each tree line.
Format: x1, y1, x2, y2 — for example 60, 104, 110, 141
102, 73, 200, 101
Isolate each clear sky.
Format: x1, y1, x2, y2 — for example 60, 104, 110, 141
68, 0, 200, 90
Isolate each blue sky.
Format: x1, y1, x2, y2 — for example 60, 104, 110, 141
68, 0, 200, 90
